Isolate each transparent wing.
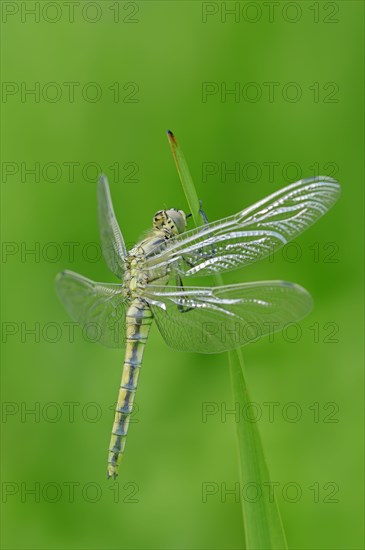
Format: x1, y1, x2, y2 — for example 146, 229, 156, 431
144, 281, 312, 354
56, 270, 127, 348
144, 177, 341, 277
98, 174, 127, 279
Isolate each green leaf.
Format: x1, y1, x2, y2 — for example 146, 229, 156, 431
167, 130, 288, 550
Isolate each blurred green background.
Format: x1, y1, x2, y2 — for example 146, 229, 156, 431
1, 1, 364, 549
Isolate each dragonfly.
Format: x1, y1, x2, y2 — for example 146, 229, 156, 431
56, 174, 340, 479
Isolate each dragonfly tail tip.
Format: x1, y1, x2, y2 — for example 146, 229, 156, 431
107, 468, 119, 480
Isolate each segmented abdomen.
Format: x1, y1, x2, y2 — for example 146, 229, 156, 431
107, 300, 153, 479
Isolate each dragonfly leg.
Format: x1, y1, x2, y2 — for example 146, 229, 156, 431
181, 201, 216, 267
175, 274, 194, 313
199, 199, 210, 225
199, 200, 216, 256
185, 200, 209, 226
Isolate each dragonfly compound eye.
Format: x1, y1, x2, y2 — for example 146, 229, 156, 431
165, 209, 187, 235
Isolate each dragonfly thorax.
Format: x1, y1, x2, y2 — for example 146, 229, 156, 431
123, 248, 149, 298
153, 209, 186, 237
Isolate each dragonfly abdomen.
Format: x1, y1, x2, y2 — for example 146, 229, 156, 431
107, 300, 153, 479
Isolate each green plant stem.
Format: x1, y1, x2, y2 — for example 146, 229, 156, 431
167, 130, 287, 550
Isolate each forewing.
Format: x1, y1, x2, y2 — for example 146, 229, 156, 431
56, 270, 127, 348
144, 177, 341, 277
144, 282, 312, 354
98, 174, 127, 279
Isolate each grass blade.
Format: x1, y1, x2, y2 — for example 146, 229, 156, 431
229, 348, 288, 549
167, 130, 202, 227
167, 130, 288, 550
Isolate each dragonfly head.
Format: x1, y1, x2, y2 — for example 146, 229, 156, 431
153, 208, 187, 236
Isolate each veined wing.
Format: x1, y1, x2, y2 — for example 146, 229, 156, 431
144, 281, 312, 354
98, 174, 127, 279
56, 270, 127, 348
144, 177, 341, 277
